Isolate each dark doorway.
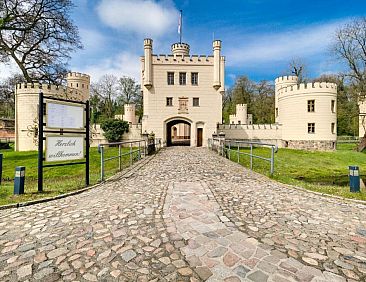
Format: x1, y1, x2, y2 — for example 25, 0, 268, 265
197, 128, 203, 147
166, 120, 191, 146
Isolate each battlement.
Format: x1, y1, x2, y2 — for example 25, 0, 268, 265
151, 54, 215, 64
278, 82, 337, 96
144, 38, 153, 46
236, 104, 247, 109
15, 83, 85, 100
275, 76, 298, 84
67, 72, 90, 80
171, 42, 190, 51
213, 40, 222, 49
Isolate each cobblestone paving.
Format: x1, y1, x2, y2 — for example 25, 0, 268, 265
0, 147, 365, 281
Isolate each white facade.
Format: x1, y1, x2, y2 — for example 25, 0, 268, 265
141, 39, 224, 147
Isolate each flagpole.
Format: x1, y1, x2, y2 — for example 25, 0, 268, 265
180, 10, 182, 43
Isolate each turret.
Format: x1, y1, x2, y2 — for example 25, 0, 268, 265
123, 104, 136, 125
274, 75, 298, 123
171, 42, 190, 57
219, 56, 225, 93
213, 40, 221, 90
67, 72, 90, 101
144, 38, 153, 89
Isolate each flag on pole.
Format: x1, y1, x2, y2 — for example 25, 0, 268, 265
178, 10, 182, 35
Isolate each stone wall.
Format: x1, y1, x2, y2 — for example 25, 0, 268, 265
283, 140, 336, 151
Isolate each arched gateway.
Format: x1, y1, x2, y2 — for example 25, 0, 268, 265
166, 119, 191, 146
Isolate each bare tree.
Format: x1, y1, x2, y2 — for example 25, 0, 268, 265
91, 75, 118, 119
332, 17, 366, 151
0, 74, 25, 117
288, 58, 307, 83
0, 0, 82, 83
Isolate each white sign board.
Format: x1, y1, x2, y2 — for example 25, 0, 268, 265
47, 102, 84, 129
46, 136, 84, 162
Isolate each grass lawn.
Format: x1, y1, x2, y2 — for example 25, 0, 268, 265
0, 144, 142, 206
227, 143, 366, 201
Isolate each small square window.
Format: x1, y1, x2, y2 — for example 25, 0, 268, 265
179, 72, 186, 85
331, 123, 335, 134
193, 97, 199, 107
308, 123, 315, 133
191, 72, 198, 85
308, 100, 315, 112
166, 97, 173, 106
331, 100, 335, 113
167, 72, 174, 85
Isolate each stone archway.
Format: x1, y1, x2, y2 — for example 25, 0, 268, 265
166, 119, 191, 146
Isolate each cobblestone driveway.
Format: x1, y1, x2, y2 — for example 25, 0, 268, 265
0, 147, 365, 281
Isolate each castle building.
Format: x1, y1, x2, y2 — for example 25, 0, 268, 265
221, 76, 338, 150
141, 38, 224, 147
15, 72, 90, 151
229, 104, 252, 125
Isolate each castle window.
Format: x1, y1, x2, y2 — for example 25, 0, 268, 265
308, 123, 315, 134
167, 72, 174, 85
166, 97, 173, 106
307, 100, 315, 112
238, 121, 241, 125
77, 83, 79, 87
275, 108, 278, 117
179, 72, 186, 85
331, 123, 335, 134
193, 97, 199, 107
82, 84, 84, 88
191, 72, 198, 85
331, 100, 335, 113
71, 83, 73, 87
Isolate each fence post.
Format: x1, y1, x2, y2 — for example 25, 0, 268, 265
138, 141, 141, 160
130, 143, 133, 166
237, 144, 240, 163
100, 146, 104, 181
250, 144, 253, 170
228, 142, 231, 160
0, 153, 2, 186
270, 146, 275, 175
118, 144, 122, 171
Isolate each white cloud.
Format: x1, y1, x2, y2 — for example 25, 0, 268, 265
96, 0, 178, 37
79, 28, 106, 52
226, 20, 347, 67
0, 62, 20, 81
75, 51, 141, 82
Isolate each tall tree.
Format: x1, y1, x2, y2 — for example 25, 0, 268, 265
116, 76, 143, 121
0, 0, 82, 83
332, 17, 366, 150
252, 80, 275, 124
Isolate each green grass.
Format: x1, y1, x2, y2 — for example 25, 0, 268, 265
226, 143, 366, 201
0, 145, 141, 206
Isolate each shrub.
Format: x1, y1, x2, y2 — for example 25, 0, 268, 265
100, 119, 129, 143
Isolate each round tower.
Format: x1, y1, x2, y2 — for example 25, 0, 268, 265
144, 38, 153, 89
274, 76, 298, 123
66, 72, 90, 101
171, 42, 190, 56
123, 104, 136, 125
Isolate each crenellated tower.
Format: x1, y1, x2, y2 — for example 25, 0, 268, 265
275, 76, 298, 123
66, 72, 90, 101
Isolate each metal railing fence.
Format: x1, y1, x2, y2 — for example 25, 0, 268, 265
209, 138, 277, 175
98, 138, 163, 181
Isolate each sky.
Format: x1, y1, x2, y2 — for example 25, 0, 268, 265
2, 0, 366, 87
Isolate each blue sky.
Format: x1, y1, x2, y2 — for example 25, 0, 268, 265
3, 0, 366, 86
